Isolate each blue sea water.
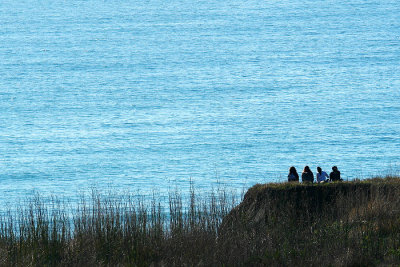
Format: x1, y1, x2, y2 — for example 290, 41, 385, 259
0, 0, 399, 204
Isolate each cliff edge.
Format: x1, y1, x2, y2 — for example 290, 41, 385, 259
217, 178, 400, 266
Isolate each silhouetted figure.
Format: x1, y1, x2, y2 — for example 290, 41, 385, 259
301, 166, 314, 183
329, 166, 342, 181
288, 166, 299, 182
316, 166, 329, 183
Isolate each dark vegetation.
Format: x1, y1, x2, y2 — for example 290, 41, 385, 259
0, 176, 399, 266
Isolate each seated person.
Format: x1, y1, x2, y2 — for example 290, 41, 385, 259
316, 167, 329, 183
301, 166, 314, 183
288, 166, 299, 182
329, 166, 342, 181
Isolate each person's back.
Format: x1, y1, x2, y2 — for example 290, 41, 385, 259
330, 166, 341, 181
288, 166, 299, 182
301, 166, 314, 183
316, 167, 329, 183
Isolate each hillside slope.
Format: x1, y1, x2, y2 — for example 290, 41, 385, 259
218, 177, 400, 266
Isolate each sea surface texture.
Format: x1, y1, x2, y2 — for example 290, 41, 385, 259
0, 0, 399, 203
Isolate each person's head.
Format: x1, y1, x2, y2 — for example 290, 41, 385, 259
289, 166, 297, 174
332, 166, 338, 171
303, 166, 311, 173
317, 167, 322, 173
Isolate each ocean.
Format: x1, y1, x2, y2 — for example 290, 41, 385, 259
0, 0, 399, 205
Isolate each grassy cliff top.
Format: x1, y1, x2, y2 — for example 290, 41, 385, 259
218, 175, 400, 266
245, 175, 400, 199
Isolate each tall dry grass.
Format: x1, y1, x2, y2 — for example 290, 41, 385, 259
0, 185, 239, 266
0, 177, 399, 266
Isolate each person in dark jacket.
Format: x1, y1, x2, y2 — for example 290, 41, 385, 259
301, 166, 314, 183
329, 166, 342, 181
288, 166, 299, 182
